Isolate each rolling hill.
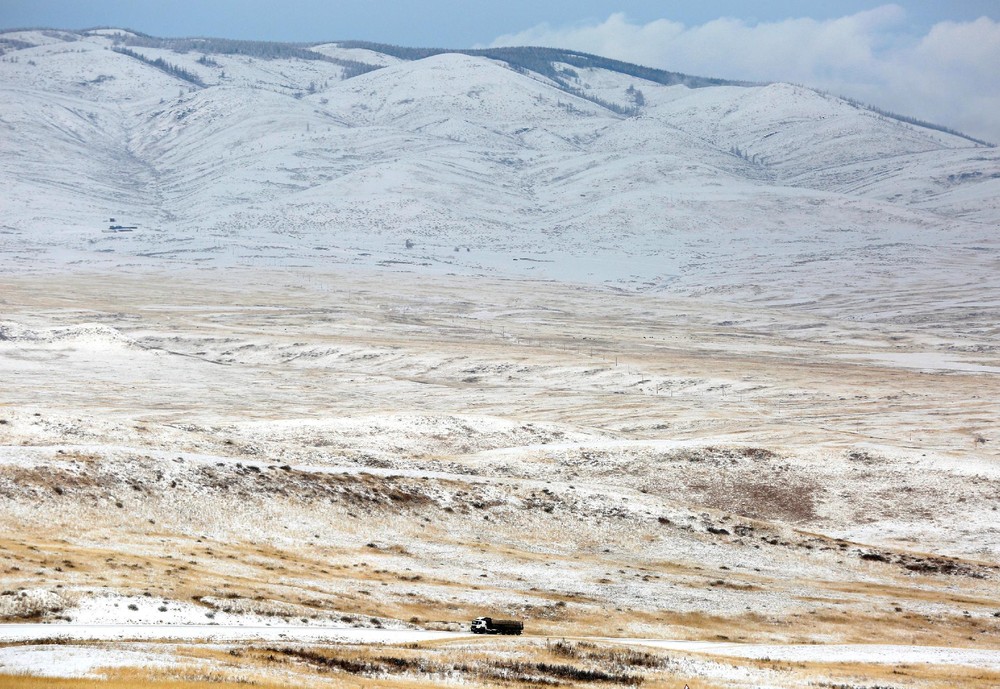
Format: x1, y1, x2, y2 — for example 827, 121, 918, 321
1, 28, 997, 322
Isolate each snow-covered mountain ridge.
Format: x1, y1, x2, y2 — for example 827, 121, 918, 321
2, 28, 998, 319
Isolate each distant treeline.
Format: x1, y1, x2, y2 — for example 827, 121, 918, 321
0, 37, 34, 53
121, 34, 329, 61
97, 31, 749, 114
112, 46, 205, 87
333, 42, 758, 116
113, 34, 380, 80
786, 82, 995, 147
337, 42, 752, 90
843, 95, 994, 147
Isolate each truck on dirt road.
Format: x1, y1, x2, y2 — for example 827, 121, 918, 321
470, 616, 523, 635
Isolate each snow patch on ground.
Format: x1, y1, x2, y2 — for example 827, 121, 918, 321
0, 321, 141, 350
0, 644, 177, 678
65, 592, 292, 627
0, 623, 460, 644
628, 639, 1000, 670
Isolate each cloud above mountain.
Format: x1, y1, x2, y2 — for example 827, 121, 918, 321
489, 5, 1000, 144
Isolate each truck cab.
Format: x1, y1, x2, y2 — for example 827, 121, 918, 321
470, 616, 492, 633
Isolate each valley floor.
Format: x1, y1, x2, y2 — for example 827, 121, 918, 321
1, 268, 998, 688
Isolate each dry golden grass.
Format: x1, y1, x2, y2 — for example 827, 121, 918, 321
821, 576, 1000, 609
8, 637, 999, 689
773, 657, 1000, 689
7, 508, 1000, 642
6, 526, 999, 649
233, 639, 709, 688
0, 677, 289, 689
2, 273, 999, 687
557, 604, 1000, 649
46, 637, 704, 688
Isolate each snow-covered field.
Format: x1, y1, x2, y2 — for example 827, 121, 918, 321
1, 27, 999, 688
0, 270, 997, 687
0, 623, 458, 644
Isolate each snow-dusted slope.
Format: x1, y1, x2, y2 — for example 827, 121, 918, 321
1, 29, 997, 316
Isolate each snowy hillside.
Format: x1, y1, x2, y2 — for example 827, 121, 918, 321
1, 29, 998, 317
3, 30, 1000, 686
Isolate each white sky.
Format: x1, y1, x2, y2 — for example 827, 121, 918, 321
489, 6, 1000, 143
